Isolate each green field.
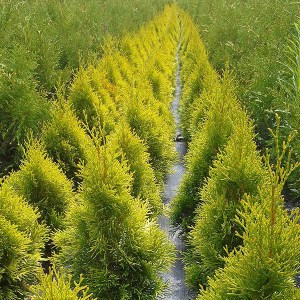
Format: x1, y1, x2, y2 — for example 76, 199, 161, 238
1, 1, 300, 299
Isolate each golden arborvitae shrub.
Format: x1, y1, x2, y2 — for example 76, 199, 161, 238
5, 141, 74, 230
54, 144, 175, 299
30, 267, 95, 300
42, 102, 94, 186
0, 186, 47, 299
107, 123, 163, 216
186, 118, 266, 289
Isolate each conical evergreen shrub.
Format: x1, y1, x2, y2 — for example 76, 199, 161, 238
170, 85, 245, 232
0, 45, 51, 174
42, 102, 94, 186
0, 216, 40, 300
0, 186, 47, 299
198, 133, 300, 299
98, 53, 133, 92
107, 123, 162, 216
0, 185, 48, 247
186, 117, 266, 289
179, 65, 217, 140
68, 69, 118, 135
126, 101, 176, 186
5, 140, 74, 230
30, 267, 95, 300
54, 144, 175, 299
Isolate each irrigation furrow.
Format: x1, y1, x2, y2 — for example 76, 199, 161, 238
158, 43, 194, 300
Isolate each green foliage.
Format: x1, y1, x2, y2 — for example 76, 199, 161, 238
0, 186, 47, 299
0, 0, 171, 176
5, 141, 74, 230
198, 129, 300, 299
273, 22, 300, 201
0, 45, 51, 175
126, 101, 176, 186
0, 216, 38, 300
170, 76, 245, 232
107, 124, 163, 216
177, 0, 300, 147
54, 145, 175, 299
68, 68, 119, 135
42, 102, 94, 186
30, 267, 95, 300
147, 67, 174, 103
0, 185, 48, 249
186, 118, 266, 289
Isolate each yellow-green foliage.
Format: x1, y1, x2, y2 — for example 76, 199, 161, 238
98, 52, 133, 91
68, 68, 119, 135
171, 75, 245, 231
0, 0, 172, 176
0, 186, 47, 299
65, 4, 179, 188
5, 141, 74, 230
171, 9, 261, 235
172, 9, 300, 299
107, 124, 162, 216
0, 46, 51, 175
30, 267, 95, 300
186, 118, 266, 289
126, 101, 176, 185
48, 6, 182, 299
0, 185, 47, 247
178, 11, 218, 140
198, 154, 300, 299
54, 144, 175, 299
0, 216, 39, 300
42, 102, 95, 186
177, 0, 300, 148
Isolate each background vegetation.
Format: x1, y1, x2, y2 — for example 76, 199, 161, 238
0, 0, 171, 176
1, 1, 300, 299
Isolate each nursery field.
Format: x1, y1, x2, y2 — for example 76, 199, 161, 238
1, 1, 300, 299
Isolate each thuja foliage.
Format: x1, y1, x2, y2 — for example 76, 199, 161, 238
0, 186, 47, 299
185, 117, 266, 289
198, 129, 300, 299
170, 76, 245, 232
4, 141, 74, 230
64, 5, 179, 190
126, 99, 176, 186
42, 102, 94, 186
273, 22, 300, 201
107, 124, 162, 216
0, 0, 172, 175
68, 68, 119, 135
177, 8, 218, 140
170, 9, 251, 232
30, 267, 95, 300
0, 45, 51, 175
177, 0, 300, 148
54, 145, 175, 299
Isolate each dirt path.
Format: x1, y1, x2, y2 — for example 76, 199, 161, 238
158, 49, 195, 300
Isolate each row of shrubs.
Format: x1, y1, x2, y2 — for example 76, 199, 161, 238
0, 0, 171, 177
0, 5, 181, 299
177, 0, 300, 149
172, 9, 300, 299
176, 0, 300, 203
